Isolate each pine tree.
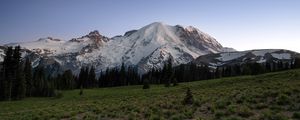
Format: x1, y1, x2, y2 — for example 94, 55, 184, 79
164, 58, 173, 87
78, 67, 85, 89
3, 47, 13, 100
0, 53, 5, 100
172, 78, 178, 86
88, 66, 96, 88
13, 46, 26, 100
24, 58, 32, 97
120, 63, 126, 86
32, 66, 55, 97
293, 57, 300, 68
62, 70, 74, 90
84, 67, 89, 88
79, 86, 83, 96
98, 70, 103, 87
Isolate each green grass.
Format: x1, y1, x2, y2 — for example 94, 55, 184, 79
1, 69, 300, 120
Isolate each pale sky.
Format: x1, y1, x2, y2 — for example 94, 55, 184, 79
0, 0, 299, 52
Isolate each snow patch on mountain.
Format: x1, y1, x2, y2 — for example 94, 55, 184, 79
0, 49, 4, 62
217, 52, 246, 61
221, 47, 236, 52
252, 49, 278, 56
271, 53, 291, 59
7, 31, 109, 56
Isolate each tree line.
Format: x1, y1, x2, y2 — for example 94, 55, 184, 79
1, 46, 300, 101
141, 58, 300, 86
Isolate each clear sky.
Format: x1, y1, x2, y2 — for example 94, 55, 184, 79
0, 0, 299, 52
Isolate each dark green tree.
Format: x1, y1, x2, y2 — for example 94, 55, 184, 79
120, 63, 126, 86
142, 78, 150, 89
172, 78, 178, 86
293, 57, 300, 68
2, 47, 13, 100
62, 69, 74, 90
78, 67, 85, 89
13, 46, 26, 99
24, 58, 32, 97
88, 66, 96, 88
164, 58, 173, 87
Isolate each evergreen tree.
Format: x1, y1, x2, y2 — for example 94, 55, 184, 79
98, 70, 103, 87
32, 66, 55, 97
78, 67, 85, 89
120, 63, 126, 86
164, 58, 173, 87
88, 66, 96, 88
172, 78, 178, 86
0, 61, 3, 100
3, 47, 13, 100
14, 46, 26, 99
84, 67, 89, 88
293, 57, 300, 68
24, 58, 32, 97
62, 70, 74, 90
142, 78, 150, 89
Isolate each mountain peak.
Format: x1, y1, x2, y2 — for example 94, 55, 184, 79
143, 22, 168, 30
148, 22, 165, 26
83, 30, 110, 43
87, 30, 101, 37
185, 26, 198, 32
37, 37, 62, 42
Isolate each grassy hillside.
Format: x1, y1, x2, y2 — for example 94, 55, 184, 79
1, 69, 300, 120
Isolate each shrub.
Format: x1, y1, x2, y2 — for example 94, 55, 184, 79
143, 79, 150, 89
193, 100, 201, 107
182, 88, 194, 105
150, 114, 161, 120
293, 112, 300, 119
237, 106, 253, 118
215, 99, 230, 109
171, 114, 183, 120
227, 104, 238, 114
261, 110, 288, 120
79, 87, 83, 96
225, 116, 242, 120
172, 78, 178, 86
272, 113, 289, 120
255, 103, 268, 109
215, 111, 226, 119
276, 94, 290, 105
183, 109, 193, 119
54, 90, 63, 99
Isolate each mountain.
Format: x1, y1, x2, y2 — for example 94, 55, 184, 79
0, 22, 232, 75
0, 46, 5, 62
192, 49, 300, 67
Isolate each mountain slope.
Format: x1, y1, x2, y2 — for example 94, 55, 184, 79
78, 22, 225, 72
1, 22, 228, 75
193, 49, 300, 67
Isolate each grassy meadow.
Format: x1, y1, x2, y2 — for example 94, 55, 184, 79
1, 69, 300, 120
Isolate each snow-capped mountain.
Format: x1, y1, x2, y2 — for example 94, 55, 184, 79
193, 49, 300, 67
1, 22, 232, 75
